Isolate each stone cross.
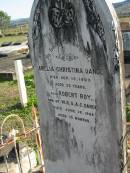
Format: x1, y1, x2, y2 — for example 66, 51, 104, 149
29, 0, 126, 172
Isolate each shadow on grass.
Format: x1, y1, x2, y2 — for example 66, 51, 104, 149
0, 103, 22, 114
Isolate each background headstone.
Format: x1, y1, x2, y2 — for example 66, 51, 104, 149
29, 0, 126, 173
123, 31, 130, 52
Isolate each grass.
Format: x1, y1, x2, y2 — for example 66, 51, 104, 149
119, 16, 130, 22
0, 80, 19, 110
0, 70, 38, 153
0, 70, 37, 129
0, 23, 33, 134
0, 24, 28, 44
0, 35, 27, 44
2, 25, 28, 35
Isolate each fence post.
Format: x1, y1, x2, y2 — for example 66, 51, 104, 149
14, 60, 27, 107
32, 106, 45, 173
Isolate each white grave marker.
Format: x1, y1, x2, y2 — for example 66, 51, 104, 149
15, 60, 27, 107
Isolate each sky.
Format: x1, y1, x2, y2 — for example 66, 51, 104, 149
0, 0, 34, 20
0, 0, 125, 20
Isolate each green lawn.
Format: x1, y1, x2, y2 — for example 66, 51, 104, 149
0, 35, 27, 44
3, 24, 28, 35
0, 70, 37, 128
0, 24, 28, 44
0, 80, 19, 110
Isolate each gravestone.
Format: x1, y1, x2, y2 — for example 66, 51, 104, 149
29, 0, 126, 172
123, 31, 130, 52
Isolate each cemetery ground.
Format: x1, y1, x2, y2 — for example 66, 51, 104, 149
0, 24, 28, 44
0, 70, 37, 128
0, 70, 44, 172
1, 24, 28, 36
0, 35, 27, 44
0, 23, 32, 130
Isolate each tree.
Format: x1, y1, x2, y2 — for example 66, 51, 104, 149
0, 11, 11, 31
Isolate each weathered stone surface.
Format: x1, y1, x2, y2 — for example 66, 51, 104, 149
123, 31, 130, 51
29, 0, 125, 173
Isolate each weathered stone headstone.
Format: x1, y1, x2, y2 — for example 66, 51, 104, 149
29, 0, 126, 172
123, 31, 130, 51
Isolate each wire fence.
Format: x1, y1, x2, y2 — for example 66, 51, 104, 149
0, 106, 45, 173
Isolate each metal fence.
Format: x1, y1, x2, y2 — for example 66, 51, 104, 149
0, 106, 45, 173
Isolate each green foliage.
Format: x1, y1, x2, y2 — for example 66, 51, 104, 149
25, 73, 37, 107
0, 10, 11, 30
0, 71, 37, 128
126, 104, 130, 122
